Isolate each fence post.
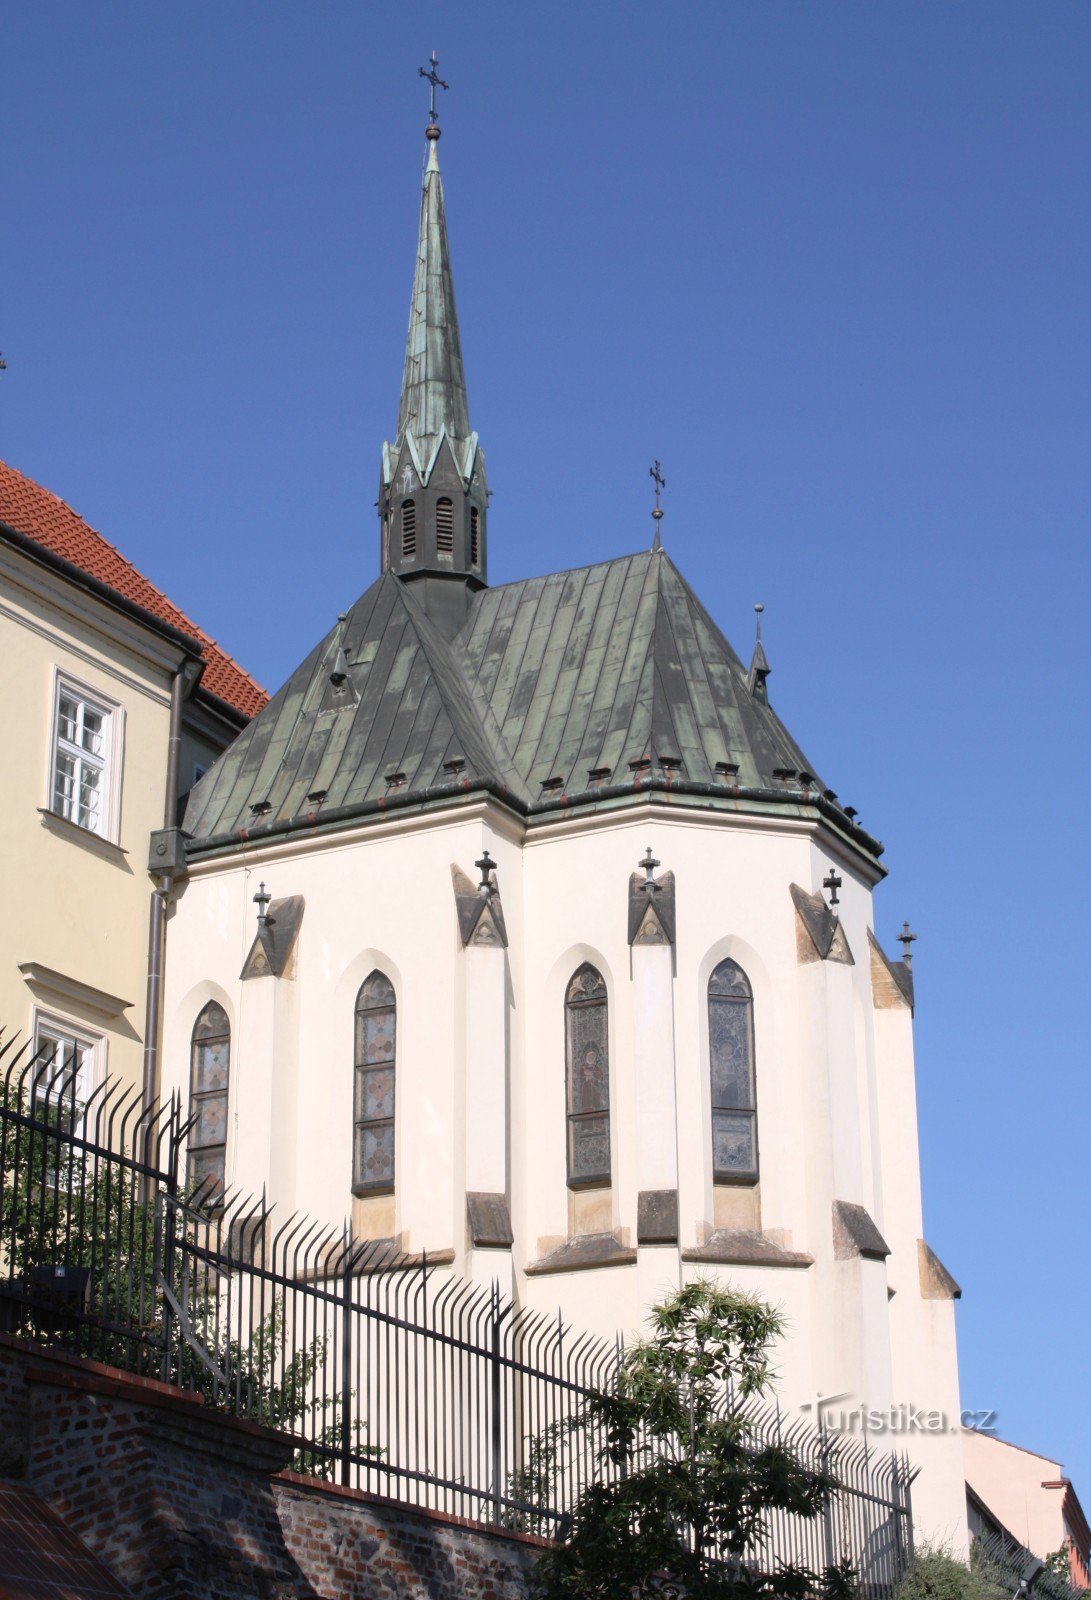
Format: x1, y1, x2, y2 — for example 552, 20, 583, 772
820, 1422, 838, 1573
340, 1240, 353, 1487
156, 1095, 181, 1384
490, 1282, 502, 1522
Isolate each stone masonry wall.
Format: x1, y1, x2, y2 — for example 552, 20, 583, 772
0, 1335, 544, 1600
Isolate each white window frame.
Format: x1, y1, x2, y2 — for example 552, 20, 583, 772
31, 1007, 106, 1120
46, 670, 125, 844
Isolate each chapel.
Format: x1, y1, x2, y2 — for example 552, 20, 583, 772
157, 101, 968, 1549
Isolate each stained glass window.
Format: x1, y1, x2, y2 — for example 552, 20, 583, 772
354, 971, 396, 1194
188, 1002, 230, 1193
709, 959, 758, 1182
565, 964, 610, 1187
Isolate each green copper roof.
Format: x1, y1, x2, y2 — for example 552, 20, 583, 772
182, 548, 882, 862
393, 138, 471, 461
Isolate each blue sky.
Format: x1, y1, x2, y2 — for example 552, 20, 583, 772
5, 3, 1089, 1500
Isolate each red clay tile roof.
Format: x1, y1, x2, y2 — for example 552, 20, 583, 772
0, 1478, 134, 1597
0, 459, 267, 720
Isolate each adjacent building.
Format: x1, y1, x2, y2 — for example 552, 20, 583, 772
966, 1430, 1091, 1592
0, 458, 266, 1107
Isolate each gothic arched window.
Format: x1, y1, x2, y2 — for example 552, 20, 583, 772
565, 964, 610, 1188
188, 1002, 230, 1192
708, 959, 758, 1182
436, 497, 454, 554
353, 971, 396, 1194
401, 500, 417, 559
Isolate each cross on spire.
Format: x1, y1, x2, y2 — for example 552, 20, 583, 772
823, 868, 842, 908
254, 881, 272, 926
898, 921, 917, 964
419, 50, 449, 131
649, 461, 666, 551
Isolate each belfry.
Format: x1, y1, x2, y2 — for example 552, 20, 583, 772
159, 73, 968, 1553
379, 110, 488, 632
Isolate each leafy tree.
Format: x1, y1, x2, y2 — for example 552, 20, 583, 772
529, 1280, 861, 1600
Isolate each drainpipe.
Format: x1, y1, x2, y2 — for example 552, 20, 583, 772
142, 665, 187, 1115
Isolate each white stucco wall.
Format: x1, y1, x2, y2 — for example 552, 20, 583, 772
160, 793, 967, 1549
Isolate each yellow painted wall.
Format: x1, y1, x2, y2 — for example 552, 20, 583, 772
0, 546, 177, 1097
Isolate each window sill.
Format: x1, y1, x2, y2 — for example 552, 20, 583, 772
351, 1184, 395, 1200
524, 1233, 636, 1277
681, 1230, 813, 1270
38, 809, 129, 867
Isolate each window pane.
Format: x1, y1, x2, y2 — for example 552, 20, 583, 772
710, 998, 753, 1110
194, 1040, 229, 1093
360, 972, 395, 1008
569, 1115, 610, 1182
38, 1031, 91, 1095
355, 1065, 394, 1123
567, 1017, 609, 1113
188, 1147, 225, 1190
80, 707, 105, 756
54, 751, 76, 817
193, 1002, 229, 1041
193, 1092, 227, 1148
713, 1110, 756, 1176
709, 959, 752, 1000
58, 695, 79, 745
362, 1007, 395, 1065
78, 764, 102, 829
355, 1122, 394, 1188
566, 966, 606, 1005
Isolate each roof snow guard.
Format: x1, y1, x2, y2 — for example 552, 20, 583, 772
182, 549, 883, 865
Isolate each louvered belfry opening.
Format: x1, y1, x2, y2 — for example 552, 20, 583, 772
470, 506, 480, 567
436, 497, 454, 555
401, 499, 417, 559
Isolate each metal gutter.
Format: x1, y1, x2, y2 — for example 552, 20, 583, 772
142, 667, 187, 1116
183, 773, 883, 864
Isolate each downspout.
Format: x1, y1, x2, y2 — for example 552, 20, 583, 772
142, 665, 187, 1115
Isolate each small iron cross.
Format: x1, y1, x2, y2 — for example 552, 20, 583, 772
253, 881, 272, 925
419, 51, 449, 124
639, 846, 660, 890
823, 868, 842, 908
649, 460, 666, 522
475, 850, 496, 895
898, 921, 917, 964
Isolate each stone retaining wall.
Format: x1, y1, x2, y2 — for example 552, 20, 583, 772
0, 1334, 544, 1599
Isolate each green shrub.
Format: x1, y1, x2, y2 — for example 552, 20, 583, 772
895, 1547, 1008, 1600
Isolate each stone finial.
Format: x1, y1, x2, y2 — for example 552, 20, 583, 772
627, 848, 676, 946
451, 863, 508, 948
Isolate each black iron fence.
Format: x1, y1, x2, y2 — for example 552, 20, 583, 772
0, 1039, 915, 1592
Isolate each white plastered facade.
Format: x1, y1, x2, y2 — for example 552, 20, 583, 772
160, 791, 967, 1550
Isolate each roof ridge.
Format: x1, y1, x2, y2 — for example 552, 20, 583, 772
394, 581, 526, 799
484, 546, 655, 594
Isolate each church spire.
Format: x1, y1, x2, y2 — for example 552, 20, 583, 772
395, 120, 471, 451
379, 56, 488, 633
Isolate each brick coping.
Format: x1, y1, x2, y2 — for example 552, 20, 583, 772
0, 1334, 558, 1550
0, 1333, 298, 1448
275, 1469, 555, 1551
